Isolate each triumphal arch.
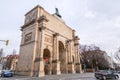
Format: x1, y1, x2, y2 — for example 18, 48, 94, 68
16, 5, 82, 77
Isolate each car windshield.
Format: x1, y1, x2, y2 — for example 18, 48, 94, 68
99, 70, 107, 73
98, 70, 112, 74
107, 70, 112, 74
3, 70, 12, 73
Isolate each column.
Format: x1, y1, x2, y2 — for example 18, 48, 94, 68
30, 21, 39, 77
37, 15, 48, 77
74, 36, 82, 73
64, 44, 68, 73
49, 55, 52, 75
67, 40, 75, 73
38, 27, 45, 77
52, 33, 61, 75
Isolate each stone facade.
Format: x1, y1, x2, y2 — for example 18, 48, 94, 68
16, 5, 82, 77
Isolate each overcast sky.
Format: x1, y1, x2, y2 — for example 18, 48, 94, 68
0, 0, 120, 57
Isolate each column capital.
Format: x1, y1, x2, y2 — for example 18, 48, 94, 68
74, 36, 80, 40
66, 39, 73, 43
74, 43, 79, 46
75, 63, 81, 65
68, 62, 73, 64
38, 26, 46, 31
52, 59, 59, 63
37, 15, 49, 22
53, 33, 59, 37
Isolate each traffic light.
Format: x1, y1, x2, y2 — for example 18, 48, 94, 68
6, 40, 9, 46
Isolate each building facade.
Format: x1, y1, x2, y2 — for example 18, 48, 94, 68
16, 5, 82, 77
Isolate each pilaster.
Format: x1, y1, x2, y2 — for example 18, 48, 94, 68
76, 63, 82, 73
74, 36, 82, 73
68, 62, 75, 73
52, 33, 61, 75
66, 40, 75, 73
38, 15, 48, 77
30, 21, 39, 77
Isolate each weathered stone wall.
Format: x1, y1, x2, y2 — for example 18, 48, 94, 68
16, 5, 82, 77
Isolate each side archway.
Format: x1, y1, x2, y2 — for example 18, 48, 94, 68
59, 41, 66, 73
43, 48, 50, 75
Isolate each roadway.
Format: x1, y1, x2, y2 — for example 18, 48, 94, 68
0, 73, 119, 80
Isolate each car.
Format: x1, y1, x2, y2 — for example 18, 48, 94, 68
117, 71, 120, 74
95, 70, 119, 80
1, 70, 13, 77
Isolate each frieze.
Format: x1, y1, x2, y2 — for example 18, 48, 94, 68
24, 32, 32, 43
44, 35, 52, 43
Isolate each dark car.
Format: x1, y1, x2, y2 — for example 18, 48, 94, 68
1, 70, 13, 77
117, 71, 120, 74
95, 70, 119, 80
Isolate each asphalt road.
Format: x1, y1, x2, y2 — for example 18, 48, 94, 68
0, 77, 96, 80
0, 73, 120, 80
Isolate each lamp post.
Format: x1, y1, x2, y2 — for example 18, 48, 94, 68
96, 61, 98, 71
83, 63, 86, 72
87, 59, 89, 71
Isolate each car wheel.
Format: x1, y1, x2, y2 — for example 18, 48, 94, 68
102, 76, 106, 80
115, 75, 118, 79
1, 74, 4, 77
11, 74, 13, 77
99, 76, 102, 80
95, 77, 99, 79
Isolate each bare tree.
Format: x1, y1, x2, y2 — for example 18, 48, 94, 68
80, 44, 110, 71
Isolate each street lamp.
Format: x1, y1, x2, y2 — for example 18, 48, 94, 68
83, 63, 86, 72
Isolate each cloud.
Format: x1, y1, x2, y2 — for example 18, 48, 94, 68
113, 16, 120, 28
0, 0, 120, 56
84, 11, 96, 18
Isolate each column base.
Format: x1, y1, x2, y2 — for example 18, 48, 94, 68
68, 62, 75, 73
52, 60, 61, 75
38, 60, 45, 77
76, 63, 82, 73
38, 71, 44, 77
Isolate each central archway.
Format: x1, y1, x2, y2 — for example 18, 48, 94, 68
59, 41, 66, 73
43, 48, 50, 75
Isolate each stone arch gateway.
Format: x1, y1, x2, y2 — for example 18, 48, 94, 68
16, 5, 82, 77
